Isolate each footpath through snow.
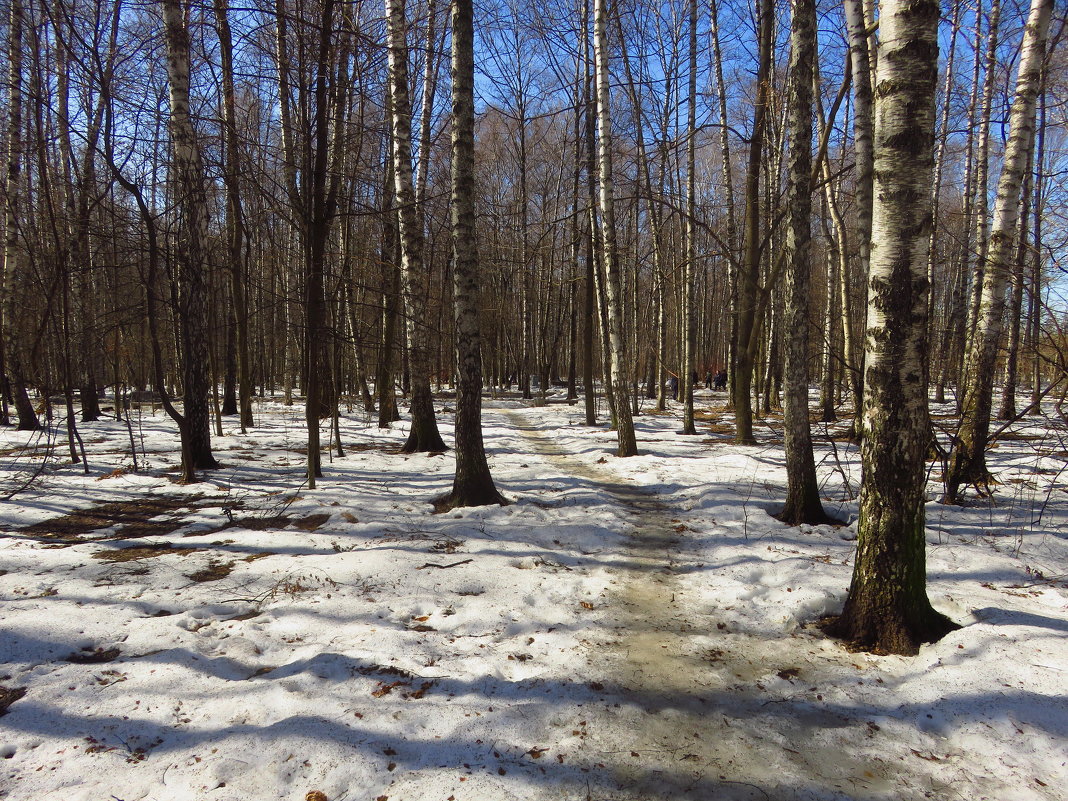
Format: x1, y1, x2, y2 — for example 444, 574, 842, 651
0, 397, 1065, 801
507, 410, 893, 800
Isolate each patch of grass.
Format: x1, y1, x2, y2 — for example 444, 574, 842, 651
186, 560, 235, 582
92, 542, 198, 562
294, 513, 331, 531
223, 514, 291, 532
17, 496, 206, 544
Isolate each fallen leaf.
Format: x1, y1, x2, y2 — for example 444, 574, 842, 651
580, 602, 594, 610
305, 792, 328, 801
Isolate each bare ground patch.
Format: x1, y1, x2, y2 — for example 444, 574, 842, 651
92, 542, 199, 562
11, 496, 208, 545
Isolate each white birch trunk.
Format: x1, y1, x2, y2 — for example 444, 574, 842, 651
385, 0, 446, 453
948, 0, 1053, 499
593, 0, 636, 457
828, 0, 957, 654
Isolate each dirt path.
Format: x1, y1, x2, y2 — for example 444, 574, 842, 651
505, 410, 896, 801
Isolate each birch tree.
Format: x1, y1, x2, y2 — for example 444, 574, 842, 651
779, 0, 827, 525
593, 0, 637, 457
732, 0, 773, 445
841, 0, 874, 432
213, 0, 253, 432
386, 0, 447, 453
0, 0, 39, 431
826, 0, 958, 654
438, 0, 505, 509
161, 0, 219, 481
680, 0, 698, 436
946, 0, 1053, 502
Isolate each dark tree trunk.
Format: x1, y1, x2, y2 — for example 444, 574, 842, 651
779, 0, 829, 525
437, 0, 505, 509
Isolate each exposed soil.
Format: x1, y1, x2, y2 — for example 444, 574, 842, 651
0, 686, 27, 716
93, 543, 198, 562
63, 647, 121, 664
186, 560, 235, 582
11, 496, 207, 544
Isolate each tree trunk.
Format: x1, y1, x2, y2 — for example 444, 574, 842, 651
303, 0, 341, 487
947, 0, 1052, 501
964, 0, 1001, 355
161, 0, 218, 480
214, 0, 253, 431
385, 0, 446, 453
593, 0, 636, 457
438, 0, 505, 510
843, 0, 873, 436
1027, 87, 1047, 412
680, 0, 698, 436
733, 0, 772, 445
779, 0, 827, 525
1, 0, 39, 432
998, 139, 1034, 422
825, 0, 958, 655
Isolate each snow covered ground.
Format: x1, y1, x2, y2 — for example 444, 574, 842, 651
0, 390, 1065, 801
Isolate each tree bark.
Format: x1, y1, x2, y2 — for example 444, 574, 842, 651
385, 0, 446, 453
733, 0, 772, 445
947, 0, 1053, 501
161, 0, 219, 480
593, 0, 636, 457
779, 0, 827, 525
680, 0, 698, 436
825, 0, 958, 654
842, 0, 874, 436
964, 0, 1001, 355
438, 0, 505, 510
213, 0, 254, 431
1, 0, 39, 432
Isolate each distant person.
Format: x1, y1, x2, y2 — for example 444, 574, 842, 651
713, 369, 727, 390
667, 374, 679, 400
704, 371, 713, 389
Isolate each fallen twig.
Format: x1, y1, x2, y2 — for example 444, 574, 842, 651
416, 559, 473, 570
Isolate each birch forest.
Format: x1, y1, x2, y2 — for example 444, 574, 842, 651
3, 0, 1068, 791
0, 0, 1064, 467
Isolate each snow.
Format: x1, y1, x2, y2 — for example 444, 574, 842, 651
0, 391, 1065, 801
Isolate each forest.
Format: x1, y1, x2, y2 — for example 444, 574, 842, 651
0, 0, 1067, 798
